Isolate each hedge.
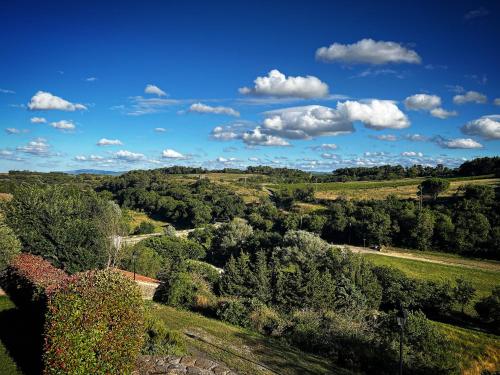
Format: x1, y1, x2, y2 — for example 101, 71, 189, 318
0, 253, 68, 311
0, 254, 145, 374
43, 269, 145, 374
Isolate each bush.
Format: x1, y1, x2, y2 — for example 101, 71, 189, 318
248, 304, 287, 336
475, 286, 500, 327
142, 307, 186, 356
43, 270, 144, 374
134, 221, 156, 235
0, 253, 68, 311
0, 218, 21, 271
215, 297, 252, 327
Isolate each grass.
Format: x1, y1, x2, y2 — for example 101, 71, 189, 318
123, 209, 169, 233
435, 321, 500, 375
0, 297, 23, 375
362, 252, 499, 316
152, 304, 349, 375
271, 176, 500, 200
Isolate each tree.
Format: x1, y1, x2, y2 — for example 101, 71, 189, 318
209, 218, 253, 265
418, 178, 450, 200
0, 216, 21, 270
5, 184, 113, 273
475, 286, 500, 326
409, 208, 435, 250
453, 277, 476, 313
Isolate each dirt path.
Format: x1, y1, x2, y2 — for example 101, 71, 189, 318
342, 244, 500, 272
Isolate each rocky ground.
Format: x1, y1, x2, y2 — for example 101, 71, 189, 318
134, 355, 238, 375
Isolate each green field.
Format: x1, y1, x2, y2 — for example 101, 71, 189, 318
152, 304, 348, 375
271, 175, 500, 200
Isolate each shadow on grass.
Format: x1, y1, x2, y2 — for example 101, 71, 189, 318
0, 306, 44, 375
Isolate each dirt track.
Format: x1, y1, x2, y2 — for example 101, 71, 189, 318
343, 244, 500, 272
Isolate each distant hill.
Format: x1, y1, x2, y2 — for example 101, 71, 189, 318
63, 169, 122, 176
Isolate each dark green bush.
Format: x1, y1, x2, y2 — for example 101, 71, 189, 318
215, 297, 252, 327
475, 286, 500, 327
134, 221, 156, 235
142, 307, 186, 356
43, 270, 144, 374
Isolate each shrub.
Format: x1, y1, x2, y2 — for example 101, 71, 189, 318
134, 221, 156, 235
248, 304, 287, 336
142, 307, 186, 356
0, 253, 68, 311
43, 270, 144, 374
0, 218, 21, 271
215, 297, 251, 327
475, 286, 500, 327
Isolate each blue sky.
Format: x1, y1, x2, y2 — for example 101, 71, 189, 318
1, 0, 499, 172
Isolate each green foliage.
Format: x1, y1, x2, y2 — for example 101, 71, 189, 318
475, 286, 500, 326
43, 270, 144, 375
142, 307, 186, 356
208, 218, 253, 265
5, 184, 122, 273
216, 297, 252, 327
134, 220, 156, 234
119, 244, 164, 278
419, 178, 451, 200
453, 277, 476, 313
0, 218, 21, 271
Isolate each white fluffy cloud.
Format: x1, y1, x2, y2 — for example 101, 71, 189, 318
405, 133, 428, 142
114, 150, 145, 161
144, 84, 167, 97
97, 138, 123, 146
154, 127, 166, 132
438, 138, 483, 149
404, 94, 441, 110
28, 91, 87, 111
430, 107, 458, 119
16, 138, 51, 155
162, 149, 185, 159
239, 69, 329, 98
401, 151, 423, 157
339, 100, 410, 129
242, 127, 290, 147
461, 116, 500, 140
189, 102, 240, 117
30, 117, 47, 123
312, 143, 338, 150
453, 91, 487, 105
315, 38, 421, 65
74, 154, 105, 162
50, 120, 75, 130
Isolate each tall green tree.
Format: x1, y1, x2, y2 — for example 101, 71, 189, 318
418, 178, 450, 200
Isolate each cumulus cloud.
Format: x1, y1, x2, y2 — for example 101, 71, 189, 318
113, 150, 145, 161
248, 157, 260, 162
97, 138, 123, 146
453, 91, 487, 105
311, 143, 338, 150
162, 149, 186, 159
372, 134, 398, 141
28, 91, 87, 111
339, 100, 410, 129
401, 151, 423, 157
189, 102, 240, 117
242, 127, 290, 147
154, 127, 167, 132
74, 154, 105, 162
430, 108, 458, 119
321, 153, 338, 159
436, 137, 483, 149
50, 120, 75, 130
315, 38, 421, 65
16, 138, 51, 155
239, 69, 329, 98
404, 94, 441, 110
30, 117, 47, 123
405, 133, 429, 142
145, 84, 167, 97
461, 115, 500, 140
85, 77, 97, 82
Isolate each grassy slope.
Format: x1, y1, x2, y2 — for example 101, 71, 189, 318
152, 304, 349, 375
0, 297, 22, 375
435, 322, 500, 375
124, 209, 168, 233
